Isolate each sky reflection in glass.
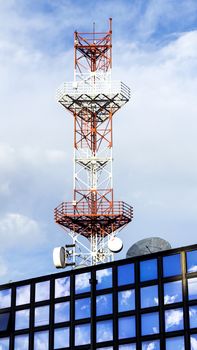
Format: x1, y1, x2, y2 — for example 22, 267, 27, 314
34, 305, 49, 326
0, 337, 9, 350
189, 306, 197, 328
119, 345, 136, 350
166, 336, 184, 350
191, 334, 197, 350
55, 276, 70, 298
96, 320, 113, 342
35, 281, 49, 302
54, 301, 69, 323
16, 285, 30, 305
140, 259, 157, 282
163, 254, 181, 277
188, 278, 197, 300
96, 293, 112, 316
164, 280, 183, 304
141, 312, 159, 335
54, 327, 69, 349
118, 316, 136, 339
75, 272, 90, 294
14, 334, 29, 350
165, 308, 183, 332
118, 263, 134, 286
15, 309, 29, 330
34, 331, 49, 350
75, 323, 90, 345
0, 289, 11, 309
187, 250, 197, 273
0, 313, 10, 331
75, 297, 91, 319
142, 340, 160, 350
140, 285, 158, 308
118, 289, 135, 312
96, 268, 112, 290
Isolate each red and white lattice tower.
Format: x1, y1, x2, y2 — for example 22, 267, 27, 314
53, 19, 133, 268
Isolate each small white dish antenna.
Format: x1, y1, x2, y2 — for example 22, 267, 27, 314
53, 247, 66, 268
108, 237, 123, 253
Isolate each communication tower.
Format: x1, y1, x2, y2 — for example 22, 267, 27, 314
53, 18, 133, 268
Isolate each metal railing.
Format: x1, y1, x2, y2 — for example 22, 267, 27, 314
56, 80, 130, 101
54, 201, 133, 221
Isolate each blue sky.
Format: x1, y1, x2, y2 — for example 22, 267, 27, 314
0, 0, 197, 283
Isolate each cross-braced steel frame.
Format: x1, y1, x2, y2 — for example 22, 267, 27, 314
54, 18, 133, 267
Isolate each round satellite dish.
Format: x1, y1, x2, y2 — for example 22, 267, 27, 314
53, 247, 66, 268
126, 237, 171, 258
108, 237, 123, 253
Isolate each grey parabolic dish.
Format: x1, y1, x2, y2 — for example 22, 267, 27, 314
126, 237, 171, 258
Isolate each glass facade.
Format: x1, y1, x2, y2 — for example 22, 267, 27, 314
0, 244, 196, 349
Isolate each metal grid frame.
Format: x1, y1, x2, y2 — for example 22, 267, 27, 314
0, 243, 196, 349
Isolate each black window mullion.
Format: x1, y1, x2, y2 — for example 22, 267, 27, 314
182, 251, 190, 350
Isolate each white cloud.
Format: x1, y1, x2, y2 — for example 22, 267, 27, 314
120, 290, 133, 306
0, 257, 8, 277
191, 336, 197, 350
96, 268, 112, 283
189, 265, 197, 273
165, 309, 183, 330
188, 278, 197, 297
55, 277, 70, 298
164, 294, 178, 304
0, 212, 45, 249
0, 0, 196, 282
75, 272, 90, 291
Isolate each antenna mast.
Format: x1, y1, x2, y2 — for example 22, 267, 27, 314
54, 19, 133, 268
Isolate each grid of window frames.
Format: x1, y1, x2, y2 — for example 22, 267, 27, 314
0, 244, 196, 349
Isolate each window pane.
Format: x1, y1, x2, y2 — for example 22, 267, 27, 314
16, 285, 30, 306
14, 334, 29, 350
75, 272, 91, 294
75, 323, 90, 345
188, 278, 197, 300
54, 301, 70, 323
0, 313, 10, 331
166, 336, 184, 350
140, 285, 158, 308
142, 340, 160, 350
140, 259, 157, 282
141, 312, 159, 335
54, 327, 69, 349
96, 268, 112, 290
15, 309, 30, 330
189, 306, 197, 328
97, 348, 113, 350
118, 289, 135, 312
96, 294, 113, 316
34, 331, 49, 350
187, 250, 197, 273
75, 297, 91, 319
55, 276, 70, 298
0, 289, 11, 309
0, 337, 9, 350
191, 334, 197, 350
163, 254, 181, 277
96, 320, 113, 343
118, 264, 134, 286
35, 281, 50, 302
34, 305, 49, 326
118, 316, 135, 339
119, 345, 136, 350
165, 308, 184, 332
164, 280, 183, 304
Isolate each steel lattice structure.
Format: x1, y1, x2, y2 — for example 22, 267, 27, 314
54, 19, 133, 267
